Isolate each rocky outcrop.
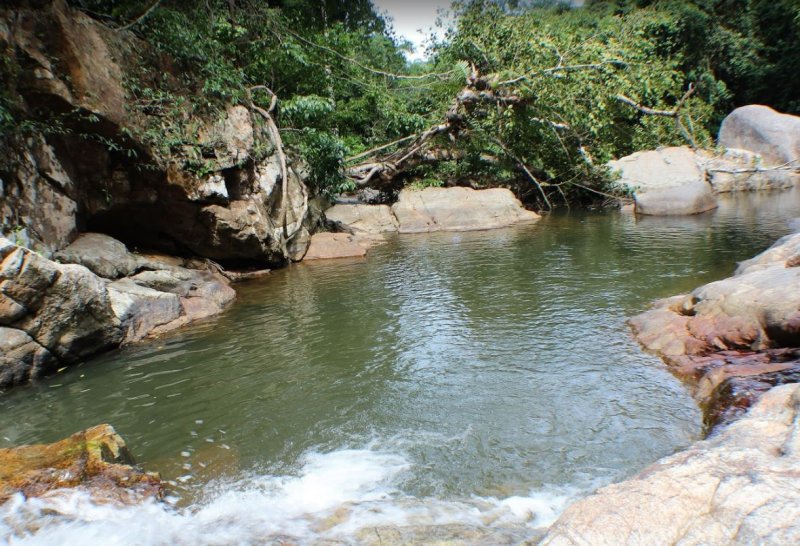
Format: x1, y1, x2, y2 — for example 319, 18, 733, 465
0, 0, 311, 265
630, 231, 800, 429
719, 105, 800, 168
0, 235, 235, 388
0, 238, 122, 380
390, 187, 540, 233
609, 147, 718, 215
541, 383, 800, 546
0, 424, 162, 503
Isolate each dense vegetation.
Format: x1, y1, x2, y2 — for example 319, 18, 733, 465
5, 0, 800, 208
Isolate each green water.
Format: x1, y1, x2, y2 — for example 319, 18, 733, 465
1, 190, 800, 542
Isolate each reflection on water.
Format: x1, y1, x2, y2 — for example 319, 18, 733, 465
1, 188, 800, 543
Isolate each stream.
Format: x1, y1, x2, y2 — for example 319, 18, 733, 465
2, 190, 800, 544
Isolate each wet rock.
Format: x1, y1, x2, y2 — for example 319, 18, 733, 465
630, 231, 800, 429
391, 187, 540, 233
541, 384, 800, 546
303, 232, 380, 261
325, 204, 399, 233
0, 236, 235, 387
54, 233, 142, 279
608, 147, 718, 215
718, 105, 800, 167
0, 424, 162, 503
108, 279, 183, 344
0, 238, 122, 365
0, 327, 56, 388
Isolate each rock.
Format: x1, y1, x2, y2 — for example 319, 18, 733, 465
108, 279, 183, 344
0, 236, 236, 387
1, 0, 311, 265
0, 135, 78, 256
54, 232, 142, 279
703, 148, 799, 193
608, 147, 718, 215
718, 105, 800, 167
630, 231, 800, 428
0, 424, 162, 503
540, 384, 800, 546
391, 187, 540, 233
0, 327, 56, 388
0, 238, 122, 365
303, 232, 379, 260
109, 266, 235, 342
325, 204, 399, 233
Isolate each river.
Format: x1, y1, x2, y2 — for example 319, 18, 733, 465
2, 190, 800, 544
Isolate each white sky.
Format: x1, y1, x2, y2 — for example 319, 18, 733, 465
371, 0, 454, 61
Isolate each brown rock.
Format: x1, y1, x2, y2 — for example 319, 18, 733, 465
325, 204, 399, 233
0, 424, 162, 503
391, 187, 540, 233
303, 232, 380, 260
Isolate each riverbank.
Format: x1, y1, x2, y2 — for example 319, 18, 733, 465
539, 215, 800, 544
3, 193, 800, 544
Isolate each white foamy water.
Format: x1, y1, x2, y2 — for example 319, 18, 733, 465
0, 448, 579, 545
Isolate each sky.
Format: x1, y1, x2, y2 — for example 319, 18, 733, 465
372, 1, 585, 61
371, 0, 453, 61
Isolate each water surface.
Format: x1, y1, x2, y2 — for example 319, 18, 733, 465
2, 189, 800, 543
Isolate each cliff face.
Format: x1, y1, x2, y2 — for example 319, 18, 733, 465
0, 0, 313, 265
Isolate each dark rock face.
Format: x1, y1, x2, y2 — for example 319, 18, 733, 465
0, 424, 162, 503
0, 0, 310, 265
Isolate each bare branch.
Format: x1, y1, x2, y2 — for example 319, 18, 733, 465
118, 0, 161, 32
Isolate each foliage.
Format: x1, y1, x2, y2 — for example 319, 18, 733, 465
9, 0, 798, 206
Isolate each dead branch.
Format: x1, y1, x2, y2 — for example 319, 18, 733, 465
492, 138, 552, 210
247, 86, 290, 242
118, 0, 161, 31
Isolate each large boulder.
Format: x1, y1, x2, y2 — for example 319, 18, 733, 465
608, 147, 718, 215
719, 105, 800, 167
54, 232, 142, 279
0, 238, 122, 376
391, 187, 540, 233
325, 204, 399, 233
0, 424, 162, 503
541, 383, 800, 546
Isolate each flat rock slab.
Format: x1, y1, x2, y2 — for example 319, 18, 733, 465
303, 232, 381, 261
325, 204, 399, 233
541, 384, 800, 546
608, 147, 718, 215
391, 187, 540, 233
